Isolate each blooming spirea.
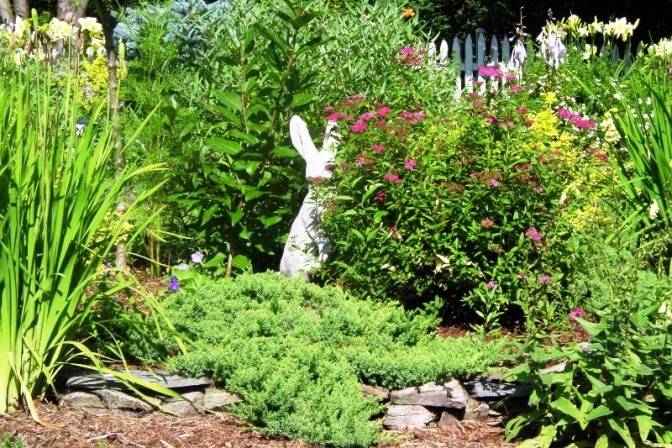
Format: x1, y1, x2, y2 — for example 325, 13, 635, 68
569, 307, 586, 321
525, 227, 543, 241
538, 274, 551, 284
481, 219, 495, 229
375, 190, 386, 204
485, 280, 496, 289
384, 173, 401, 184
350, 121, 367, 133
371, 144, 385, 154
404, 159, 416, 170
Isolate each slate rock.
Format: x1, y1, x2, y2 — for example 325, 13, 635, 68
361, 384, 390, 401
463, 398, 490, 420
383, 405, 436, 430
60, 391, 105, 409
94, 389, 153, 413
390, 380, 468, 409
203, 388, 242, 411
463, 380, 531, 401
163, 392, 204, 417
61, 368, 213, 393
437, 411, 459, 427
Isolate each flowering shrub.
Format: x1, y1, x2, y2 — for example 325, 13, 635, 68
318, 67, 611, 329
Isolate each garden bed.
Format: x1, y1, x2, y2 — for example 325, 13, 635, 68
0, 403, 512, 448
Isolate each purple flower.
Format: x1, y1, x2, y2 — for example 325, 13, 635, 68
484, 115, 497, 124
169, 276, 180, 292
556, 107, 574, 120
384, 173, 401, 184
477, 65, 503, 78
404, 159, 416, 170
191, 251, 204, 264
525, 227, 543, 242
350, 121, 368, 133
398, 46, 415, 56
485, 280, 496, 289
538, 274, 551, 284
569, 307, 585, 321
488, 178, 501, 187
176, 262, 189, 271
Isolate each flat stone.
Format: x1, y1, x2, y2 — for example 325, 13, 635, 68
60, 392, 105, 409
203, 388, 242, 411
61, 368, 213, 393
437, 411, 459, 427
463, 398, 489, 420
463, 380, 531, 401
390, 380, 468, 409
361, 384, 389, 401
94, 389, 153, 413
383, 405, 436, 430
163, 392, 204, 417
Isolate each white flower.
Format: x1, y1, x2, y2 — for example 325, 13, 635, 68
582, 44, 597, 60
537, 25, 566, 69
509, 38, 527, 72
175, 262, 189, 271
649, 38, 672, 58
14, 17, 26, 38
604, 18, 639, 41
600, 117, 620, 144
13, 49, 25, 65
77, 17, 102, 35
649, 199, 660, 219
588, 18, 604, 35
47, 18, 74, 41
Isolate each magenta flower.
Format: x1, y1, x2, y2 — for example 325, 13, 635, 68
472, 100, 485, 109
384, 173, 401, 184
484, 115, 496, 124
398, 111, 426, 125
191, 251, 204, 264
377, 106, 392, 117
538, 274, 551, 284
375, 120, 387, 128
510, 85, 522, 94
169, 276, 180, 292
505, 72, 517, 81
355, 155, 366, 166
525, 227, 543, 242
398, 46, 415, 56
326, 111, 348, 121
571, 116, 597, 130
556, 107, 574, 120
350, 121, 368, 133
477, 65, 503, 79
517, 107, 528, 115
375, 190, 386, 204
371, 144, 385, 154
569, 307, 586, 321
404, 159, 416, 170
488, 178, 501, 187
485, 280, 496, 289
359, 111, 376, 122
481, 218, 494, 229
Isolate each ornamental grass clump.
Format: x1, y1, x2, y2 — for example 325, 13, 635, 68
0, 67, 162, 417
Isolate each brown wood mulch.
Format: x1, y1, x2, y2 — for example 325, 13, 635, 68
0, 403, 514, 448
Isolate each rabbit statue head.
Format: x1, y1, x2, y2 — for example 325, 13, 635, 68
279, 116, 339, 278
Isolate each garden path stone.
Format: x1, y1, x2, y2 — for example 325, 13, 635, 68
361, 384, 389, 401
389, 380, 468, 409
383, 405, 436, 430
203, 388, 242, 411
94, 389, 153, 413
60, 391, 105, 409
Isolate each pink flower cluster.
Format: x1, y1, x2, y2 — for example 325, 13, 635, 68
397, 47, 424, 67
398, 110, 426, 125
371, 144, 384, 154
477, 65, 517, 81
569, 307, 585, 321
384, 173, 401, 184
404, 159, 416, 170
556, 107, 597, 130
525, 227, 542, 242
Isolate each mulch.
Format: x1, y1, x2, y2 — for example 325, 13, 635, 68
0, 403, 514, 448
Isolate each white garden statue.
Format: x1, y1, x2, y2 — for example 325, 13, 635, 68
279, 115, 339, 278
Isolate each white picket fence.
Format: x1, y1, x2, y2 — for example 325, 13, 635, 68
429, 31, 636, 97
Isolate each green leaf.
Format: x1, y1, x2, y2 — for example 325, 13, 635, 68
260, 215, 283, 228
586, 404, 613, 421
206, 137, 243, 155
231, 254, 251, 271
215, 91, 243, 112
290, 92, 315, 109
608, 417, 636, 448
594, 435, 610, 448
551, 397, 586, 428
635, 414, 652, 442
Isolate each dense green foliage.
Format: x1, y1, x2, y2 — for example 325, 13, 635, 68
164, 272, 506, 446
0, 436, 26, 448
506, 246, 672, 447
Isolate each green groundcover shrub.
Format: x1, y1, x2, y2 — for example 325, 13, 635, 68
164, 272, 506, 446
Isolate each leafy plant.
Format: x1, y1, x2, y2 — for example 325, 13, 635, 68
506, 247, 672, 447
163, 272, 506, 446
0, 64, 162, 416
0, 435, 26, 448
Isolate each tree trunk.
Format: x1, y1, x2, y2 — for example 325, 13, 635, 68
99, 1, 127, 271
13, 0, 27, 18
57, 0, 77, 22
76, 0, 88, 18
0, 0, 13, 23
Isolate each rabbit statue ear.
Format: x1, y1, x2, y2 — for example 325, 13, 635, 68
290, 115, 319, 162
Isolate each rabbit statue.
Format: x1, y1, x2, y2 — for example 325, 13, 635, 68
279, 115, 339, 278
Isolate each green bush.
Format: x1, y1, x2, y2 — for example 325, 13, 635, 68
317, 58, 612, 330
0, 436, 26, 448
164, 272, 506, 446
506, 247, 672, 447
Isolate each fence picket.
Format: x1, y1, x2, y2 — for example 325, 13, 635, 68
476, 32, 486, 94
452, 36, 462, 96
502, 36, 511, 65
464, 35, 474, 93
439, 39, 449, 66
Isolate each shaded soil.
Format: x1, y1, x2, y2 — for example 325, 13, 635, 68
0, 403, 513, 448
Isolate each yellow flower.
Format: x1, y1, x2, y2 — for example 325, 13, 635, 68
14, 17, 27, 38
543, 91, 557, 106
47, 18, 74, 41
402, 7, 415, 18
